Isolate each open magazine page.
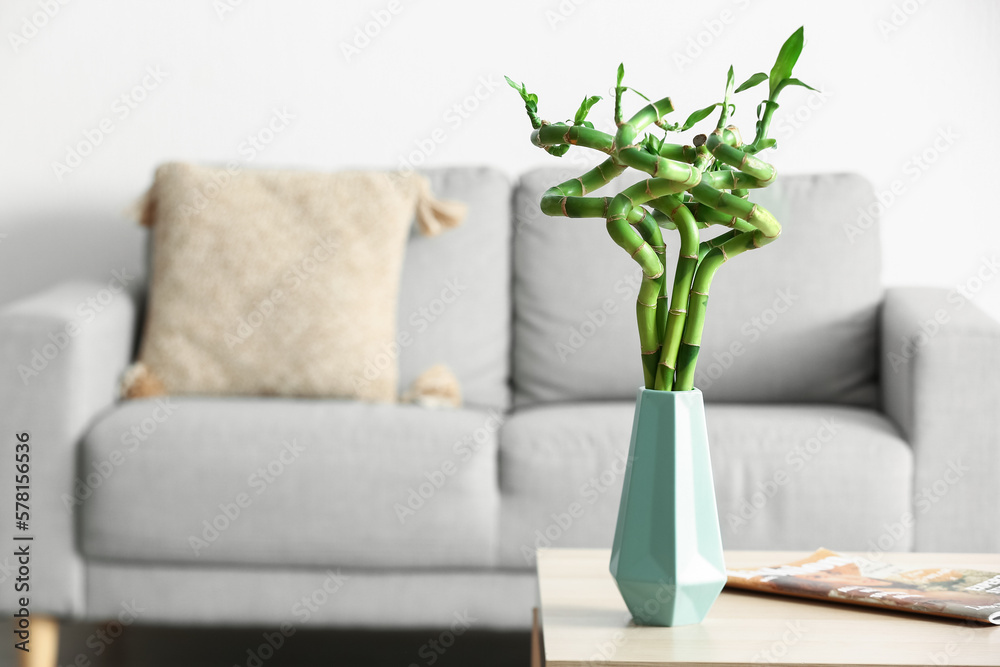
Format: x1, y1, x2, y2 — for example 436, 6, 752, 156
726, 549, 1000, 624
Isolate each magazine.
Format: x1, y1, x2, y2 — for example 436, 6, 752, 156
726, 548, 1000, 624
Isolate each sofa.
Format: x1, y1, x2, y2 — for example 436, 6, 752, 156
2, 165, 998, 645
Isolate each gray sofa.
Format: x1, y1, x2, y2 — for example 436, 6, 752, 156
2, 166, 998, 639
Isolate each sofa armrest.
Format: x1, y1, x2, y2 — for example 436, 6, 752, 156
0, 281, 136, 616
881, 286, 1000, 552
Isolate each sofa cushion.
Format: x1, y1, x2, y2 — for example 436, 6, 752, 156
399, 168, 511, 410
78, 397, 501, 569
512, 170, 882, 406
130, 163, 463, 402
499, 401, 912, 568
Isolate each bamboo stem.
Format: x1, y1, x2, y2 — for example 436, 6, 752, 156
532, 124, 615, 154
706, 130, 776, 184
650, 195, 699, 391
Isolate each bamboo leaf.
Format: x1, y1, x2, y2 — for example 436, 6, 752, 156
725, 66, 735, 101
769, 26, 805, 97
643, 133, 664, 154
574, 95, 602, 125
783, 78, 818, 92
504, 75, 527, 99
617, 63, 625, 88
681, 103, 720, 131
757, 138, 777, 151
505, 75, 538, 108
735, 72, 768, 94
627, 87, 650, 102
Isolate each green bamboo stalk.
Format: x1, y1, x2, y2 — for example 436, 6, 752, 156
673, 231, 755, 391
750, 100, 780, 152
685, 202, 737, 227
629, 208, 667, 388
691, 143, 714, 173
689, 183, 781, 240
637, 268, 661, 389
673, 197, 782, 391
532, 123, 615, 154
649, 203, 711, 231
649, 195, 699, 391
657, 143, 700, 163
605, 179, 695, 384
605, 178, 703, 389
613, 98, 703, 188
703, 169, 772, 191
705, 130, 776, 184
539, 157, 627, 217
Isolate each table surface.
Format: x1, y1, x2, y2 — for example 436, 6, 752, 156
536, 549, 1000, 667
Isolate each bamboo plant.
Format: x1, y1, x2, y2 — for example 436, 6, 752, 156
507, 27, 815, 392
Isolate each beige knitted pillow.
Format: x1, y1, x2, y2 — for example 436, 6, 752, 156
123, 162, 465, 402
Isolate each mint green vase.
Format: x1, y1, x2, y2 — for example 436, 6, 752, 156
609, 387, 726, 626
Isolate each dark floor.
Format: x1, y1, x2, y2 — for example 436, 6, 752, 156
2, 624, 531, 667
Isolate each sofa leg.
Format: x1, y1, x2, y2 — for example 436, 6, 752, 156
15, 615, 59, 667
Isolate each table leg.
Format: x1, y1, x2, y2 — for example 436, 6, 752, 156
14, 615, 58, 667
531, 607, 543, 667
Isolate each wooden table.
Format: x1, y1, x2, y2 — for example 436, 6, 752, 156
533, 549, 1000, 667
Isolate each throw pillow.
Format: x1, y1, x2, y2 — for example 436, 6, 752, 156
122, 162, 465, 402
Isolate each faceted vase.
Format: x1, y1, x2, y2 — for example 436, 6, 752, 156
609, 387, 726, 626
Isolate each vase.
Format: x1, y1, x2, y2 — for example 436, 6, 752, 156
609, 387, 726, 626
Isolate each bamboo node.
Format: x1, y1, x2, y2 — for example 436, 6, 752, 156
638, 299, 656, 308
560, 198, 569, 217
680, 254, 697, 260
630, 242, 650, 258
668, 308, 687, 315
692, 289, 708, 296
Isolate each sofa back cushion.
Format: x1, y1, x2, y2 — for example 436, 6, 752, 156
399, 167, 511, 410
512, 169, 881, 406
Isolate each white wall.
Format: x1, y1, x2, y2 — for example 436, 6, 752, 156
1, 0, 998, 320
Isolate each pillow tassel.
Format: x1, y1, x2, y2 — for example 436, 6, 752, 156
414, 179, 467, 237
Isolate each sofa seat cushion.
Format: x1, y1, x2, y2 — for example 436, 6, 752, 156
499, 401, 913, 568
79, 397, 501, 569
